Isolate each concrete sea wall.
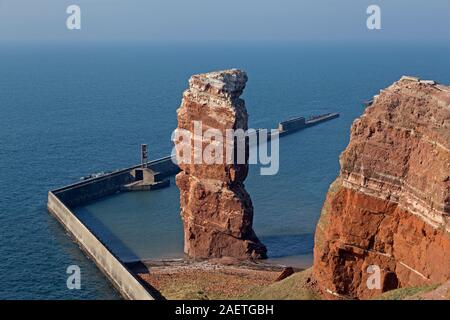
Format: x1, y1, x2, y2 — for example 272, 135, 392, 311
47, 191, 154, 300
47, 156, 179, 300
53, 156, 179, 208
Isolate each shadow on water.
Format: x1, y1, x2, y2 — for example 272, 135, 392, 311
74, 206, 168, 300
260, 233, 314, 258
75, 206, 142, 264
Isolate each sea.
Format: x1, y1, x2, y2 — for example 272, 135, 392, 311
1, 42, 449, 299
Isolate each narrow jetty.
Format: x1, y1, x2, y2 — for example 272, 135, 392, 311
278, 112, 339, 136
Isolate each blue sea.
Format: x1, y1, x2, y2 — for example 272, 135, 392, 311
1, 42, 449, 299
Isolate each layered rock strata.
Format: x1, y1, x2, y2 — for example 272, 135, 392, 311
174, 69, 267, 259
313, 76, 450, 299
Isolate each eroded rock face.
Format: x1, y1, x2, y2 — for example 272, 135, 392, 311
175, 69, 267, 259
313, 77, 450, 299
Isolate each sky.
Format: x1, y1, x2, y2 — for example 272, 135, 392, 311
0, 0, 449, 43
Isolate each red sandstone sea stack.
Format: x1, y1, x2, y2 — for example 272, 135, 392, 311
174, 69, 267, 260
313, 76, 450, 299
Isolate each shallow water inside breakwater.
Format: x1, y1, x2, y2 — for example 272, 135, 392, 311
2, 43, 450, 299
74, 121, 344, 268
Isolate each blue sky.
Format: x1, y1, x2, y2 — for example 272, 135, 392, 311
0, 0, 448, 43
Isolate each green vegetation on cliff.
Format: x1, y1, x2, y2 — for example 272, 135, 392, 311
374, 284, 440, 300
242, 268, 320, 300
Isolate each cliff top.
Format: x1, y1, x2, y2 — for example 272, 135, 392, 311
367, 76, 450, 149
188, 69, 248, 98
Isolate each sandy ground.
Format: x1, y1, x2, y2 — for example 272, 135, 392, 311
133, 258, 449, 300
135, 258, 296, 300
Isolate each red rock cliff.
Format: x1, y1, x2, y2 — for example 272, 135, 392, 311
174, 69, 267, 259
313, 76, 450, 299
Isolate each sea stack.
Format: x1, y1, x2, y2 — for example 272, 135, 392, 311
174, 69, 267, 259
313, 76, 450, 299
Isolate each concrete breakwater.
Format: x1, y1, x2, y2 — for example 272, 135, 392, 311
47, 192, 155, 299
278, 112, 340, 136
53, 156, 179, 208
47, 157, 179, 299
47, 112, 338, 300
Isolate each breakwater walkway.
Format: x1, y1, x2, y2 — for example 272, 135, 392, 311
47, 112, 339, 300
